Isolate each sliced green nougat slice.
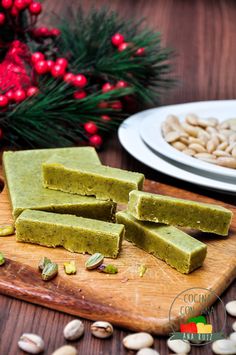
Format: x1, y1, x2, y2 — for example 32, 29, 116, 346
3, 147, 116, 222
42, 157, 144, 204
128, 190, 233, 236
116, 210, 207, 274
16, 210, 124, 258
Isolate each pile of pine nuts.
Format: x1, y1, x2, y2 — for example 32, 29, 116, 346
162, 114, 236, 169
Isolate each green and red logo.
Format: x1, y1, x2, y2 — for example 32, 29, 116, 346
169, 287, 226, 345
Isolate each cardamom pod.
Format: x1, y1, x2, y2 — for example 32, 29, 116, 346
41, 262, 58, 281
38, 257, 51, 272
0, 252, 5, 266
64, 261, 77, 275
0, 223, 15, 236
85, 253, 104, 270
97, 264, 118, 274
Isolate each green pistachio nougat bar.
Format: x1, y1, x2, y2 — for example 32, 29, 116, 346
116, 211, 207, 274
42, 157, 144, 204
16, 210, 124, 258
128, 191, 233, 236
3, 148, 116, 221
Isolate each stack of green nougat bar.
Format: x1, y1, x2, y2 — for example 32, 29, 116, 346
117, 191, 232, 273
4, 147, 144, 258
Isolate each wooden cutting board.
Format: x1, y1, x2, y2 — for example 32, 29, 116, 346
0, 167, 235, 335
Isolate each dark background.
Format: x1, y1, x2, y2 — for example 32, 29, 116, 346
0, 1, 235, 354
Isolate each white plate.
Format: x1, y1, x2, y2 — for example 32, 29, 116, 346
139, 100, 236, 181
118, 108, 236, 194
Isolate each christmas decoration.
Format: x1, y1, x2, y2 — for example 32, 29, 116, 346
0, 3, 174, 148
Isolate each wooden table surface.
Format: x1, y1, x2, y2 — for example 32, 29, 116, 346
0, 1, 236, 354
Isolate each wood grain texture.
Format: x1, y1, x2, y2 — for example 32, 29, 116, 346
0, 1, 236, 354
0, 166, 235, 336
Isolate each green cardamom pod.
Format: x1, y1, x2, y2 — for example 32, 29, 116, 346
0, 252, 5, 266
64, 261, 77, 275
0, 224, 15, 237
85, 253, 104, 270
42, 262, 58, 281
38, 256, 51, 272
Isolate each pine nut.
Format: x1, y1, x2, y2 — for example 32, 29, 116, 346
182, 123, 199, 137
218, 142, 228, 151
198, 118, 215, 127
171, 141, 187, 151
185, 113, 199, 125
189, 137, 205, 146
166, 114, 180, 126
182, 148, 196, 156
194, 153, 215, 159
161, 122, 172, 136
207, 140, 217, 153
188, 143, 206, 153
165, 131, 181, 143
216, 157, 236, 169
180, 136, 189, 144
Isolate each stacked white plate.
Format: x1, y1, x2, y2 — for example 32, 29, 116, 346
118, 100, 236, 195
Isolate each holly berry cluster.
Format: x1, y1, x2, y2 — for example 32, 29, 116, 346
0, 0, 41, 21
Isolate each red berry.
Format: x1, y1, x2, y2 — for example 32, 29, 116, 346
14, 0, 27, 10
0, 95, 8, 107
73, 74, 87, 88
73, 90, 87, 99
35, 27, 50, 37
50, 28, 61, 36
98, 101, 108, 109
111, 33, 124, 47
34, 60, 48, 74
135, 47, 145, 56
116, 80, 128, 89
0, 13, 5, 25
84, 121, 98, 135
0, 128, 3, 140
118, 42, 129, 52
12, 40, 21, 47
14, 89, 26, 102
64, 72, 75, 83
101, 115, 111, 122
31, 52, 44, 64
27, 86, 39, 97
46, 60, 54, 70
2, 0, 13, 9
24, 0, 32, 4
29, 1, 41, 15
56, 58, 68, 69
51, 64, 65, 78
5, 90, 15, 101
89, 134, 102, 148
111, 100, 122, 110
11, 6, 18, 16
102, 82, 114, 93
